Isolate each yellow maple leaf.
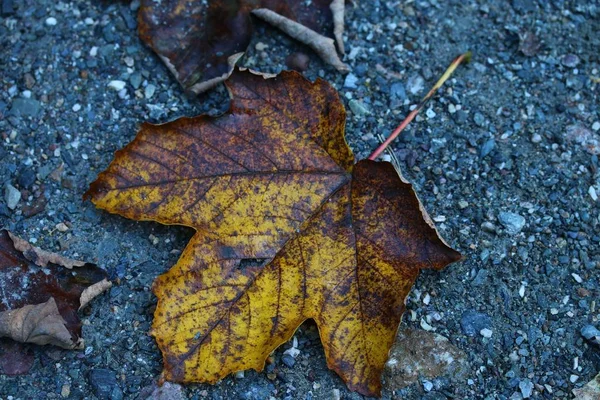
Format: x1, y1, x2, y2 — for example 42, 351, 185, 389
85, 69, 460, 397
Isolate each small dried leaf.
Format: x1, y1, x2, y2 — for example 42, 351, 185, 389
86, 69, 460, 396
0, 230, 111, 350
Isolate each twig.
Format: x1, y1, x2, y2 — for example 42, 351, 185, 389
368, 52, 471, 160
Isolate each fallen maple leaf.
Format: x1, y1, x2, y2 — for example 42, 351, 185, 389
138, 0, 348, 94
85, 69, 461, 396
0, 229, 111, 350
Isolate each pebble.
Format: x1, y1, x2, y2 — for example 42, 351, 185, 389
589, 186, 598, 201
531, 133, 542, 143
423, 380, 433, 392
480, 328, 493, 338
390, 82, 406, 100
581, 325, 600, 342
498, 212, 526, 235
561, 54, 580, 68
406, 74, 424, 94
9, 98, 41, 117
129, 72, 142, 89
281, 354, 296, 367
592, 121, 600, 131
343, 73, 358, 89
285, 52, 310, 72
4, 183, 21, 210
107, 80, 126, 91
88, 368, 122, 400
144, 84, 156, 99
147, 382, 186, 400
348, 100, 370, 116
460, 310, 492, 336
479, 139, 495, 158
72, 103, 81, 112
45, 17, 57, 26
473, 112, 485, 127
519, 379, 533, 398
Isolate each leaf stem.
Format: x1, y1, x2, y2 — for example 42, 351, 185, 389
367, 51, 472, 161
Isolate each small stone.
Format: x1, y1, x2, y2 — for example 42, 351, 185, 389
348, 100, 370, 116
331, 389, 341, 400
129, 72, 142, 89
390, 82, 406, 100
519, 379, 533, 398
498, 212, 526, 235
344, 73, 358, 89
473, 112, 485, 127
255, 42, 268, 51
458, 200, 469, 209
145, 84, 156, 99
72, 103, 81, 112
89, 368, 122, 400
426, 108, 436, 119
561, 54, 580, 68
423, 380, 433, 392
581, 325, 600, 341
61, 384, 70, 398
148, 382, 186, 400
281, 354, 295, 367
479, 139, 495, 158
589, 186, 598, 202
45, 17, 57, 26
460, 310, 492, 336
406, 74, 424, 95
480, 328, 493, 338
285, 52, 310, 72
107, 80, 126, 91
571, 273, 583, 283
592, 121, 600, 131
531, 133, 542, 143
4, 184, 21, 210
9, 98, 41, 117
56, 223, 69, 232
570, 374, 579, 383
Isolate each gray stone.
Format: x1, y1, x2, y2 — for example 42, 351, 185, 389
9, 98, 41, 117
343, 73, 358, 89
384, 329, 469, 390
129, 72, 142, 89
581, 325, 600, 344
460, 310, 492, 336
4, 184, 21, 210
479, 139, 495, 158
281, 354, 296, 367
348, 99, 370, 116
519, 379, 533, 398
89, 369, 122, 400
406, 74, 424, 95
144, 84, 156, 99
498, 212, 526, 235
146, 382, 186, 400
390, 82, 406, 100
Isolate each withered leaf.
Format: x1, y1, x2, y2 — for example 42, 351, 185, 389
0, 230, 111, 350
138, 0, 347, 94
85, 69, 460, 396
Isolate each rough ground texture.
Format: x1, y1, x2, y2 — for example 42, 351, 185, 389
0, 0, 599, 399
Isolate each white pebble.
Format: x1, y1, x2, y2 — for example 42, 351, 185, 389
423, 293, 431, 305
107, 80, 126, 91
45, 17, 57, 26
592, 121, 600, 131
72, 103, 81, 112
426, 108, 436, 119
531, 133, 542, 143
423, 381, 433, 392
570, 374, 579, 383
84, 17, 94, 25
89, 46, 98, 57
571, 273, 583, 283
589, 186, 598, 202
480, 328, 493, 338
448, 104, 456, 113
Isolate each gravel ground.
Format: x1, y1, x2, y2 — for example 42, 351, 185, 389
1, 0, 600, 399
